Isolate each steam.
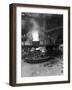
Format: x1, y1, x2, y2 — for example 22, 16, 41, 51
30, 19, 40, 41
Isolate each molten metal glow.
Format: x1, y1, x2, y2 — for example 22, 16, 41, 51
32, 30, 39, 41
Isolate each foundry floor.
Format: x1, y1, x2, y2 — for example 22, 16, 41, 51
21, 55, 63, 77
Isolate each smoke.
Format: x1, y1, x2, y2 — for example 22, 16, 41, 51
26, 18, 40, 41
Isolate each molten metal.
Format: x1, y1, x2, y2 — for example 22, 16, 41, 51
32, 30, 39, 41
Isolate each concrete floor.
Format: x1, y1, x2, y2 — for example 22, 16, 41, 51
21, 56, 63, 77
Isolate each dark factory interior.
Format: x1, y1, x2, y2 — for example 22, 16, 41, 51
21, 13, 63, 77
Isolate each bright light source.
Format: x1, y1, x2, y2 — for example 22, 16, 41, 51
32, 30, 39, 41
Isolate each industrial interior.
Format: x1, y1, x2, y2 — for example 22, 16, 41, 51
21, 13, 63, 77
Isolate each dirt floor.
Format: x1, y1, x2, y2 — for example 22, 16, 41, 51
21, 56, 63, 77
